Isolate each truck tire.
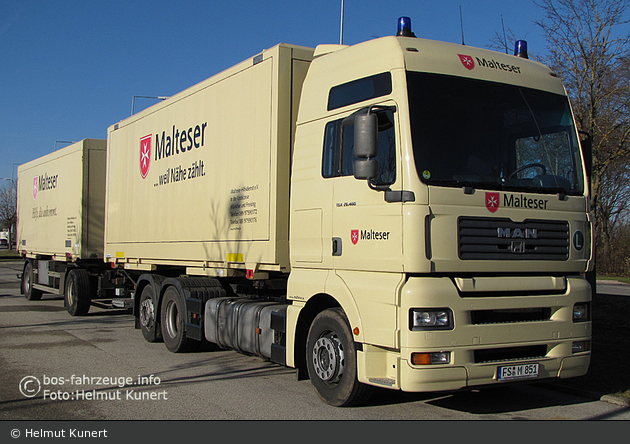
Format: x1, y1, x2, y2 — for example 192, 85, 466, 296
23, 261, 43, 301
306, 307, 372, 407
65, 269, 91, 316
160, 286, 197, 353
139, 285, 162, 343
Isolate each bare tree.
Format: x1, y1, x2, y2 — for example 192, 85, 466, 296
0, 181, 17, 250
487, 17, 534, 58
535, 0, 630, 271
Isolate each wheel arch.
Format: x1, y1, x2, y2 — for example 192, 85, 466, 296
293, 287, 364, 380
151, 275, 225, 334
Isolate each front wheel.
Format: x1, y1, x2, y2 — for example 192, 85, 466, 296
306, 308, 372, 406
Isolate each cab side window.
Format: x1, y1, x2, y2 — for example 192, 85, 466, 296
322, 110, 396, 185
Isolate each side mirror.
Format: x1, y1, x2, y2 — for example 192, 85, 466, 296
579, 131, 592, 180
354, 112, 378, 180
579, 131, 592, 195
354, 112, 378, 158
354, 158, 378, 180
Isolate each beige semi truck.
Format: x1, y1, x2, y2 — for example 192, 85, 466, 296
18, 18, 593, 406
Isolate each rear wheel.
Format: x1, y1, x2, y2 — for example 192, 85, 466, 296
139, 285, 162, 342
23, 261, 43, 301
161, 286, 197, 353
65, 269, 91, 316
306, 307, 372, 406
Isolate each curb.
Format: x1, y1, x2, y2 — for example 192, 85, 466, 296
596, 279, 630, 286
544, 382, 630, 408
600, 395, 630, 408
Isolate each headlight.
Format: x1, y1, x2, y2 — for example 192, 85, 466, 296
573, 302, 590, 322
410, 308, 453, 331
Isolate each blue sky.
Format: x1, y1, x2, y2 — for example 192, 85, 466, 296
0, 0, 548, 182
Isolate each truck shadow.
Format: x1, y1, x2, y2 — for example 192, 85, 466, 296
0, 304, 66, 312
363, 382, 593, 414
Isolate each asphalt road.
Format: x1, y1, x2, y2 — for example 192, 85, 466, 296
595, 280, 630, 297
0, 260, 628, 425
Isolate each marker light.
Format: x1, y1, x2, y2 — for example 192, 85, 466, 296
514, 40, 528, 59
397, 16, 416, 37
411, 352, 451, 365
572, 341, 590, 354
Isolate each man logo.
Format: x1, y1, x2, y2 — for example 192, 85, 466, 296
351, 230, 359, 245
458, 54, 475, 70
140, 135, 152, 179
486, 192, 499, 213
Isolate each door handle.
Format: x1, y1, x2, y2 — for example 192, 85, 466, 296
332, 237, 342, 256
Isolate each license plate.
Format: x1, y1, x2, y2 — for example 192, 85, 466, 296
497, 363, 539, 381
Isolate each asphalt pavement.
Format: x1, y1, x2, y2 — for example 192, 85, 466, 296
0, 260, 628, 430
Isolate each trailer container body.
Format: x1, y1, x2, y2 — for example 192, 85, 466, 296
104, 44, 314, 276
16, 139, 127, 315
18, 139, 107, 261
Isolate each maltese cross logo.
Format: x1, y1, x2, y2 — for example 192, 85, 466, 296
140, 135, 152, 179
486, 192, 500, 213
458, 54, 475, 70
351, 230, 359, 245
32, 177, 38, 201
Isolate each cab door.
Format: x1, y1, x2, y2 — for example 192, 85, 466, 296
324, 104, 403, 273
324, 103, 404, 347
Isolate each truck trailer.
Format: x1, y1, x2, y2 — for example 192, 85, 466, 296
18, 18, 593, 406
17, 139, 135, 315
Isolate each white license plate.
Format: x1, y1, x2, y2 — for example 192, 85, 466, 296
497, 363, 539, 381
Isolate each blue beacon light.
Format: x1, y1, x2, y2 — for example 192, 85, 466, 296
514, 40, 529, 59
397, 17, 416, 37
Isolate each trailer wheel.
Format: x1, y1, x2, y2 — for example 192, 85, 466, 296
306, 307, 372, 407
139, 285, 162, 343
161, 286, 197, 353
23, 261, 43, 301
65, 269, 91, 316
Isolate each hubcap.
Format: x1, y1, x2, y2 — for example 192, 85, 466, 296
312, 333, 344, 383
140, 298, 155, 329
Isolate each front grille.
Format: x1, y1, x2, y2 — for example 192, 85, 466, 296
471, 308, 552, 325
474, 345, 548, 363
459, 217, 569, 261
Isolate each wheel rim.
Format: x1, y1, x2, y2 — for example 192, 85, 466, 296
164, 300, 179, 339
24, 268, 31, 293
312, 332, 345, 384
140, 297, 155, 329
67, 279, 75, 307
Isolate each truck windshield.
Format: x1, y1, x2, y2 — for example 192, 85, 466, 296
407, 72, 584, 196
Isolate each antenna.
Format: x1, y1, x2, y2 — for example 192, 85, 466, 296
339, 0, 345, 45
459, 5, 465, 45
501, 14, 508, 54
